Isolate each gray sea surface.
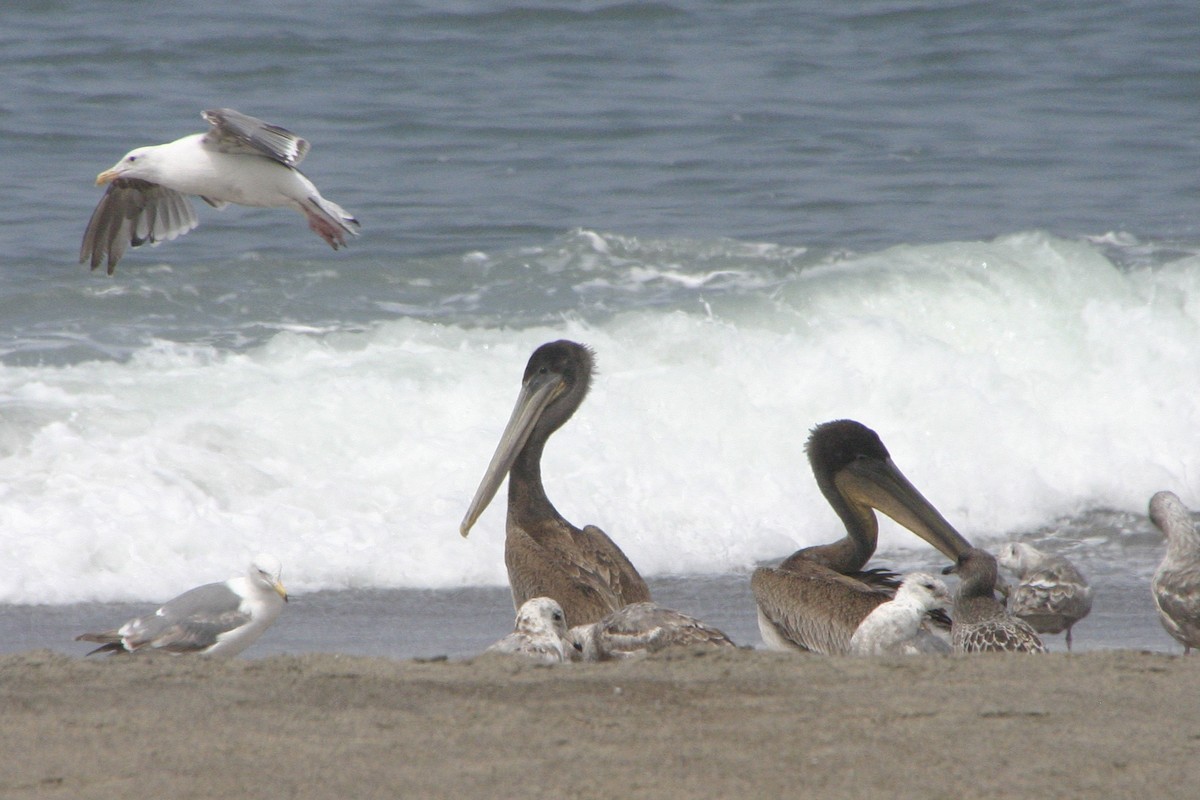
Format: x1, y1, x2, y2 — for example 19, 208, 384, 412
3, 1, 1198, 360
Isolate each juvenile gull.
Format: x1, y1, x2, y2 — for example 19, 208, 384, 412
997, 541, 1092, 651
570, 602, 736, 662
486, 597, 578, 664
81, 108, 360, 274
942, 548, 1046, 654
848, 572, 952, 656
1149, 491, 1200, 654
76, 554, 288, 657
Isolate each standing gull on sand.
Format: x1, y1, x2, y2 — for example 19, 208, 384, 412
459, 341, 651, 628
1149, 491, 1200, 654
997, 541, 1092, 651
848, 572, 952, 656
942, 548, 1046, 653
570, 602, 736, 662
75, 555, 288, 657
486, 597, 578, 664
751, 420, 973, 655
81, 108, 360, 274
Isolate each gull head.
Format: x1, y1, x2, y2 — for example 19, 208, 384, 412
96, 145, 160, 185
250, 554, 288, 602
514, 597, 569, 641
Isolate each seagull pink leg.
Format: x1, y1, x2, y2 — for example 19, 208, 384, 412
303, 208, 348, 250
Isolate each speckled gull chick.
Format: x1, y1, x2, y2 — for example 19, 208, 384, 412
486, 597, 579, 664
570, 602, 737, 662
942, 548, 1046, 654
81, 108, 360, 274
1149, 491, 1200, 654
997, 541, 1092, 651
848, 572, 952, 656
76, 555, 288, 657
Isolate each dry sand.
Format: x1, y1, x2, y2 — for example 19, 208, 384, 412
2, 647, 1198, 799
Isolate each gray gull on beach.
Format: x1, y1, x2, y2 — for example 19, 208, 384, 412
76, 554, 288, 657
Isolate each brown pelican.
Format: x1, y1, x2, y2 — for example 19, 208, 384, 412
751, 419, 973, 655
997, 541, 1092, 651
76, 555, 288, 657
460, 340, 651, 628
570, 602, 736, 661
486, 597, 579, 664
942, 548, 1046, 653
848, 572, 952, 656
1149, 491, 1200, 654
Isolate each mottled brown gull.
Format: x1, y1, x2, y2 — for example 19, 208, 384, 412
75, 554, 288, 657
997, 541, 1092, 651
570, 602, 736, 661
943, 548, 1046, 654
1149, 491, 1200, 654
81, 108, 360, 274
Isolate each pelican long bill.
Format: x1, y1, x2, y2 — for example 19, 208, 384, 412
833, 454, 973, 564
459, 368, 565, 537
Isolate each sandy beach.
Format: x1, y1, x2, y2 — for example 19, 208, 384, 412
2, 647, 1197, 799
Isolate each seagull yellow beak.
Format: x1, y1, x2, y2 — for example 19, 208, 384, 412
95, 168, 120, 186
273, 580, 289, 603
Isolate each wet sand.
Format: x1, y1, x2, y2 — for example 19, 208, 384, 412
3, 647, 1198, 799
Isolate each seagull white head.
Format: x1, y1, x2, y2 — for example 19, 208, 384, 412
250, 554, 288, 602
96, 146, 161, 186
897, 572, 952, 611
514, 597, 569, 640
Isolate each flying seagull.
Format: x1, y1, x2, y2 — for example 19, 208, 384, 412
80, 108, 360, 274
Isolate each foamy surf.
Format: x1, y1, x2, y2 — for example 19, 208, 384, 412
0, 232, 1197, 604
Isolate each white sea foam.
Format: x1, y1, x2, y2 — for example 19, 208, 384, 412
1, 232, 1197, 603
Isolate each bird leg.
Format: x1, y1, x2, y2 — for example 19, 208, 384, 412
303, 207, 349, 250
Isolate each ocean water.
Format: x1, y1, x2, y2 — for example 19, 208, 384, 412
1, 1, 1198, 655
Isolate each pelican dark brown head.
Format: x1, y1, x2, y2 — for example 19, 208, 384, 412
460, 340, 595, 538
801, 419, 971, 569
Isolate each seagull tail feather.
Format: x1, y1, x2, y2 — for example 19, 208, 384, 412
76, 631, 129, 656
